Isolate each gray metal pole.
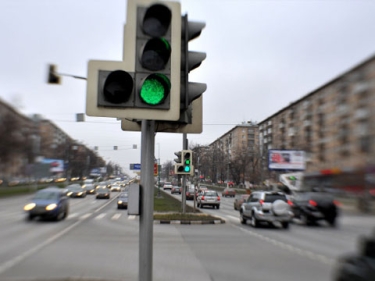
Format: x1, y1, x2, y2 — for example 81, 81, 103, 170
139, 120, 155, 281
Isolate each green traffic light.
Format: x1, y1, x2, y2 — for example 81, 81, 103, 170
140, 74, 170, 105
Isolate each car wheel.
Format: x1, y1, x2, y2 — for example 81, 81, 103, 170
251, 214, 259, 228
240, 211, 246, 224
281, 222, 289, 229
301, 213, 312, 226
272, 200, 289, 216
327, 216, 337, 227
217, 205, 220, 209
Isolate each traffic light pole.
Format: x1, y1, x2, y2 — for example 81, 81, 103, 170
139, 120, 155, 281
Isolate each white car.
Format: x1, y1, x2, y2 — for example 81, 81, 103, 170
163, 182, 173, 190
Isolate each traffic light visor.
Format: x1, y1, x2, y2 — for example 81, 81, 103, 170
142, 4, 172, 37
103, 70, 133, 104
140, 74, 170, 105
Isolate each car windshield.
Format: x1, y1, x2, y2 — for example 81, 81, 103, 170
119, 193, 128, 198
67, 185, 81, 191
264, 194, 287, 202
97, 189, 108, 193
204, 191, 217, 197
33, 191, 59, 200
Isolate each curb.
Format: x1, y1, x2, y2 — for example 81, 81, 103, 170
154, 219, 225, 225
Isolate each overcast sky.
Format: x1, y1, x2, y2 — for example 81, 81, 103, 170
1, 0, 375, 176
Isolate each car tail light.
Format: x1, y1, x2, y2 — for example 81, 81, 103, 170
217, 196, 220, 201
201, 196, 205, 200
259, 199, 264, 205
287, 200, 293, 206
333, 200, 341, 206
309, 200, 318, 207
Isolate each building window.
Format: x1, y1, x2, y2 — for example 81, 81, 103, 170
359, 136, 371, 153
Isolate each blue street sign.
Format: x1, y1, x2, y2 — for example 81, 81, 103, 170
130, 163, 141, 170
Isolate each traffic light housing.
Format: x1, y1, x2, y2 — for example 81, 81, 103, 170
86, 0, 181, 121
174, 150, 193, 175
47, 64, 61, 84
121, 12, 206, 133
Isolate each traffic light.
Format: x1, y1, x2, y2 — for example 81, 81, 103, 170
86, 0, 181, 121
47, 64, 61, 84
175, 150, 193, 175
174, 151, 184, 174
179, 16, 207, 125
121, 12, 206, 133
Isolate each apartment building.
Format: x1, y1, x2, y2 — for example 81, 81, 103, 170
258, 54, 375, 173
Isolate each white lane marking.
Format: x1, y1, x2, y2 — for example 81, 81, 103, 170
0, 219, 83, 274
232, 224, 335, 265
95, 213, 106, 220
111, 213, 121, 220
80, 213, 92, 220
227, 215, 240, 222
68, 213, 78, 219
128, 215, 136, 220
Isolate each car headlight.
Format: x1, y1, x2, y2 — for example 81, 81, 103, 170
24, 203, 36, 211
118, 200, 123, 204
78, 192, 82, 196
67, 192, 72, 196
46, 204, 57, 211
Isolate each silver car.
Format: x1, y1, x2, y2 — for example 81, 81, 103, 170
240, 191, 293, 229
197, 190, 220, 209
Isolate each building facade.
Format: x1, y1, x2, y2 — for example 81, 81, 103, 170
258, 54, 375, 174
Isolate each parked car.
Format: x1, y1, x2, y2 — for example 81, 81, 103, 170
290, 191, 339, 226
222, 187, 236, 198
117, 192, 129, 209
234, 194, 250, 210
197, 190, 221, 209
240, 191, 293, 229
171, 185, 182, 194
23, 187, 69, 221
96, 188, 110, 199
66, 184, 86, 198
163, 182, 173, 190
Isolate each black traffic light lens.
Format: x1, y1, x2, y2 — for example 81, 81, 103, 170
141, 38, 171, 71
140, 74, 170, 105
103, 70, 133, 104
143, 4, 171, 37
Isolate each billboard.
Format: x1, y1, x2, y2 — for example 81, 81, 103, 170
268, 150, 306, 171
40, 158, 65, 173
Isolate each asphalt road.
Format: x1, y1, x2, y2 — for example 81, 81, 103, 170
0, 187, 374, 281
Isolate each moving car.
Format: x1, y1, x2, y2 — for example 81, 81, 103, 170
96, 187, 110, 199
163, 182, 173, 190
333, 231, 375, 281
197, 190, 221, 209
171, 185, 182, 194
240, 191, 293, 229
117, 192, 129, 209
234, 194, 250, 210
66, 184, 86, 198
82, 183, 96, 195
110, 184, 121, 192
290, 191, 339, 226
185, 186, 196, 200
222, 187, 236, 197
23, 187, 69, 221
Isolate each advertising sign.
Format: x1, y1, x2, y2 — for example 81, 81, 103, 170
41, 158, 64, 173
268, 150, 305, 171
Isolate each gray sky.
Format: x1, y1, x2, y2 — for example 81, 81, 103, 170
1, 0, 375, 176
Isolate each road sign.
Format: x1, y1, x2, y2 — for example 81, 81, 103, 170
130, 163, 141, 170
154, 163, 158, 176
